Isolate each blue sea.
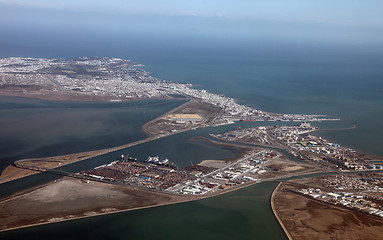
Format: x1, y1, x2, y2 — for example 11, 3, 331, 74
1, 29, 383, 239
140, 48, 383, 157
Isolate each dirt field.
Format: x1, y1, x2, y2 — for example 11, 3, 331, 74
0, 178, 196, 232
273, 182, 383, 240
257, 155, 317, 180
143, 100, 223, 137
198, 160, 229, 168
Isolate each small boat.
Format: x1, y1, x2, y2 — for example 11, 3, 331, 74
127, 156, 137, 162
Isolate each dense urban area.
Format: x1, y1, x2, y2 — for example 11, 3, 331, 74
212, 123, 381, 171
0, 57, 338, 123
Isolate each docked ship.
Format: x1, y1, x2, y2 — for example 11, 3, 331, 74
145, 156, 170, 166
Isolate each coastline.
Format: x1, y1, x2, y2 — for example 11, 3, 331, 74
0, 91, 189, 104
1, 104, 335, 233
271, 180, 383, 239
0, 99, 233, 185
270, 182, 292, 240
0, 100, 367, 235
0, 179, 257, 233
1, 131, 185, 185
0, 177, 253, 233
0, 161, 330, 233
0, 189, 200, 234
0, 57, 368, 236
142, 100, 192, 137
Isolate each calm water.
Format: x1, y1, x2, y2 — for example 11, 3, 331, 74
1, 33, 383, 239
1, 181, 286, 240
0, 117, 284, 199
139, 52, 383, 157
0, 97, 184, 172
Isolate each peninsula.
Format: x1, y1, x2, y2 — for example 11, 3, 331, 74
0, 57, 338, 122
1, 57, 382, 238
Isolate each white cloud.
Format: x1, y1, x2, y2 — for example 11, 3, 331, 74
215, 12, 224, 18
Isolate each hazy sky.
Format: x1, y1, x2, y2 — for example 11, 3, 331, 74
1, 0, 383, 49
2, 0, 382, 25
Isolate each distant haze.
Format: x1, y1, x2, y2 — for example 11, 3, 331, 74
1, 0, 383, 58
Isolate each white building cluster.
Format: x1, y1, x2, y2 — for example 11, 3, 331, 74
168, 150, 269, 195
0, 57, 338, 122
299, 186, 383, 218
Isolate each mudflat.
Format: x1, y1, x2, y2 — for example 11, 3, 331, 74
272, 182, 383, 240
0, 178, 195, 232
